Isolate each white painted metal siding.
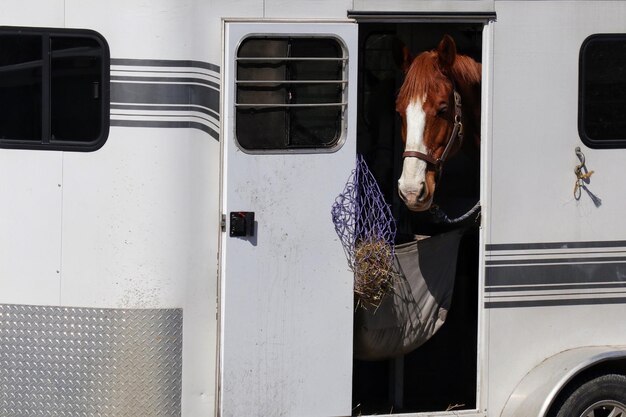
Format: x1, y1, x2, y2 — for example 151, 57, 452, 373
0, 1, 224, 415
487, 2, 626, 416
0, 152, 63, 305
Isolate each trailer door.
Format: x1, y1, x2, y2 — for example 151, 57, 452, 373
220, 21, 357, 416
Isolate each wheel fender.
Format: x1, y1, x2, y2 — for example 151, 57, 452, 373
500, 345, 626, 417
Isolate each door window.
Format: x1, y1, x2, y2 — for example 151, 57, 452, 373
235, 36, 347, 150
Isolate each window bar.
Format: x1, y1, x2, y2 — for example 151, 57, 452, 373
234, 102, 347, 108
236, 80, 347, 85
42, 34, 51, 144
235, 57, 347, 62
285, 39, 293, 147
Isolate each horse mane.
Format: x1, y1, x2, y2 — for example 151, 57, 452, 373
396, 51, 443, 110
396, 50, 481, 111
451, 54, 482, 86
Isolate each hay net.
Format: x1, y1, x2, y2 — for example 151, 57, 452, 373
332, 155, 397, 308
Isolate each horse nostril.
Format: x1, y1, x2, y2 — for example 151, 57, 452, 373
417, 182, 427, 201
398, 181, 428, 206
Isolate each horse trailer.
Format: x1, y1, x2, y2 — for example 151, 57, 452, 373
2, 1, 626, 416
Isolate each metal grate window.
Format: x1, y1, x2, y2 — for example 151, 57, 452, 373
235, 36, 347, 150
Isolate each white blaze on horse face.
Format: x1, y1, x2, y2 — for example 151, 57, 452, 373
398, 97, 429, 206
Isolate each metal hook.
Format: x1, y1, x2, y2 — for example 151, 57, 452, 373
574, 147, 594, 200
575, 146, 585, 165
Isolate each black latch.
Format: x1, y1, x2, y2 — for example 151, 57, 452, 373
229, 211, 255, 237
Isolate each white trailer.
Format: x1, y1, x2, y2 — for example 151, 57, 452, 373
2, 1, 626, 416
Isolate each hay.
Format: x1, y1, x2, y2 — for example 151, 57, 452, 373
332, 155, 397, 309
353, 238, 396, 309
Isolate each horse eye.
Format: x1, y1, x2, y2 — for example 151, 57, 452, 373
437, 104, 449, 116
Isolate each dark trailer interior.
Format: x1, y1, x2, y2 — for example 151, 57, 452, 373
352, 20, 483, 415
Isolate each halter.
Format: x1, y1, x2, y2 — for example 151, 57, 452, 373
402, 89, 464, 174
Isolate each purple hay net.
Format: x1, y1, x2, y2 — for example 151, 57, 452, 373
332, 155, 397, 306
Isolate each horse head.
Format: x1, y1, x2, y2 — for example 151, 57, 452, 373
395, 35, 481, 211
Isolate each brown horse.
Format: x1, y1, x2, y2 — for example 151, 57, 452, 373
395, 35, 481, 211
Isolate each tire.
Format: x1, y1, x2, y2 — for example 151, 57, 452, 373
554, 374, 626, 417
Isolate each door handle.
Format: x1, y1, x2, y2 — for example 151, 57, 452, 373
229, 211, 255, 237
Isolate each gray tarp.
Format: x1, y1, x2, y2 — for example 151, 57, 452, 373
354, 229, 464, 361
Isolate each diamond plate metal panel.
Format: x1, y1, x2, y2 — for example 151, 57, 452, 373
0, 304, 182, 417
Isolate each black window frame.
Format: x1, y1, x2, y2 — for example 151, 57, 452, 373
0, 26, 110, 152
234, 35, 348, 152
579, 33, 626, 149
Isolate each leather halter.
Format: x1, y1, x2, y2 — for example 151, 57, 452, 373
402, 89, 464, 174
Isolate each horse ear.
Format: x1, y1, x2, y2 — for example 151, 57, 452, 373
392, 37, 414, 74
437, 34, 457, 71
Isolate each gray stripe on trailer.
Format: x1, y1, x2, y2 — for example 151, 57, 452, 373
110, 82, 219, 113
108, 59, 221, 138
110, 81, 220, 139
486, 255, 626, 266
485, 296, 626, 309
486, 240, 626, 252
111, 103, 219, 120
111, 58, 220, 73
486, 282, 626, 293
485, 262, 626, 287
111, 75, 219, 90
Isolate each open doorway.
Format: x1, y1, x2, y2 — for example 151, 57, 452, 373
352, 21, 483, 415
